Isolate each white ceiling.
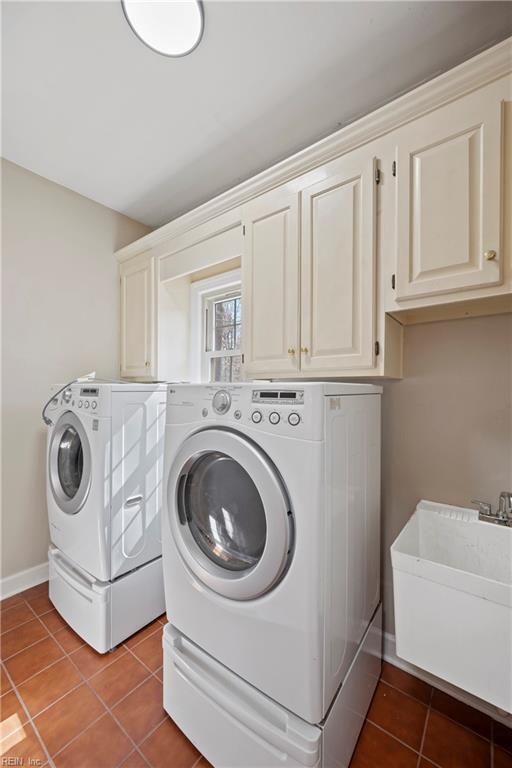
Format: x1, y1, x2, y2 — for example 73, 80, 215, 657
3, 1, 512, 228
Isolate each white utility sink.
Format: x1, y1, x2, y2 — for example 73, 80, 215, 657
391, 500, 512, 713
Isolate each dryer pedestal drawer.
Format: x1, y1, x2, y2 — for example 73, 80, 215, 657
49, 547, 165, 653
163, 605, 382, 768
163, 624, 321, 768
163, 606, 382, 768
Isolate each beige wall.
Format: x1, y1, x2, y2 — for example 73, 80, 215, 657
1, 159, 150, 580
381, 313, 512, 635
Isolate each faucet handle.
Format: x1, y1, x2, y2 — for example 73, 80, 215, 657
471, 499, 492, 516
498, 491, 512, 518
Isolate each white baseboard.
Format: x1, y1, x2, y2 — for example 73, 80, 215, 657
0, 561, 49, 599
383, 631, 512, 728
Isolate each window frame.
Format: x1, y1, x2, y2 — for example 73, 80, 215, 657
189, 269, 242, 383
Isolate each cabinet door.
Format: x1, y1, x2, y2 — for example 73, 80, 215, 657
395, 90, 502, 301
120, 255, 156, 379
242, 187, 300, 376
300, 153, 377, 373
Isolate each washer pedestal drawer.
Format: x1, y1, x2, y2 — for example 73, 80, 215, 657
49, 546, 165, 653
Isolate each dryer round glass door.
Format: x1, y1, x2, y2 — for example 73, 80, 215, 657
168, 429, 293, 600
181, 451, 266, 572
49, 411, 92, 515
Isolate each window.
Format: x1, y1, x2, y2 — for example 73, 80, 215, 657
189, 269, 242, 383
205, 292, 242, 383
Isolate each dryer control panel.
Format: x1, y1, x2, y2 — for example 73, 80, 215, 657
166, 384, 322, 439
251, 389, 304, 405
250, 389, 304, 429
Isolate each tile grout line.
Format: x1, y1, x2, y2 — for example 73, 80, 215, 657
3, 652, 66, 687
367, 716, 445, 768
54, 646, 152, 767
382, 677, 495, 745
44, 615, 162, 768
123, 635, 165, 684
49, 711, 107, 761
379, 677, 434, 708
1, 600, 62, 667
23, 678, 85, 720
1, 653, 57, 768
4, 604, 139, 766
416, 686, 433, 768
365, 719, 422, 758
122, 747, 151, 767
2, 633, 57, 664
101, 666, 158, 710
1, 614, 44, 636
10, 597, 168, 766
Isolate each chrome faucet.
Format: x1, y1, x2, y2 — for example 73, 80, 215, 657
498, 491, 512, 520
472, 492, 512, 527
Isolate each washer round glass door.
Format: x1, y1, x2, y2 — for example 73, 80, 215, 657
49, 411, 92, 515
168, 429, 293, 600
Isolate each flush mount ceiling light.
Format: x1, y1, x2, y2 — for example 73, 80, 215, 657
122, 0, 204, 57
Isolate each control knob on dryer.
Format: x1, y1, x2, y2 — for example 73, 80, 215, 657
212, 389, 231, 415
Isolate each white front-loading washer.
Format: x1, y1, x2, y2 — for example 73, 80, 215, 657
46, 381, 167, 652
162, 382, 382, 767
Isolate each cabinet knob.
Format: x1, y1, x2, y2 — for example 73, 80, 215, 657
485, 250, 497, 261
301, 347, 309, 354
145, 361, 150, 368
287, 347, 296, 356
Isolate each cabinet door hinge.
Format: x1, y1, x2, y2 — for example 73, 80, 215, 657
392, 161, 396, 177
241, 353, 245, 364
391, 273, 396, 290
242, 225, 246, 236
375, 341, 380, 357
374, 167, 381, 185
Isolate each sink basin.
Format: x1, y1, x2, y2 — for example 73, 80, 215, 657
391, 500, 512, 713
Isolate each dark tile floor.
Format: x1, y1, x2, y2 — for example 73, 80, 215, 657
1, 582, 511, 767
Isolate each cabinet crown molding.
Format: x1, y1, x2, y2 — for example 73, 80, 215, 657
116, 36, 512, 265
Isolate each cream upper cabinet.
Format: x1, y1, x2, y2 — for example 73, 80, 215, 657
300, 152, 377, 373
242, 187, 300, 377
394, 87, 503, 302
242, 149, 379, 378
120, 254, 156, 379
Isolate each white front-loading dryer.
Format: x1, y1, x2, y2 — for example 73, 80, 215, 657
162, 382, 382, 735
46, 381, 167, 651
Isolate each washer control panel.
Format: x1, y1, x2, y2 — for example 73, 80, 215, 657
77, 386, 99, 411
55, 383, 108, 417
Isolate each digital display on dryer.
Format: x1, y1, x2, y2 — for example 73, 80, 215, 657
252, 390, 304, 404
